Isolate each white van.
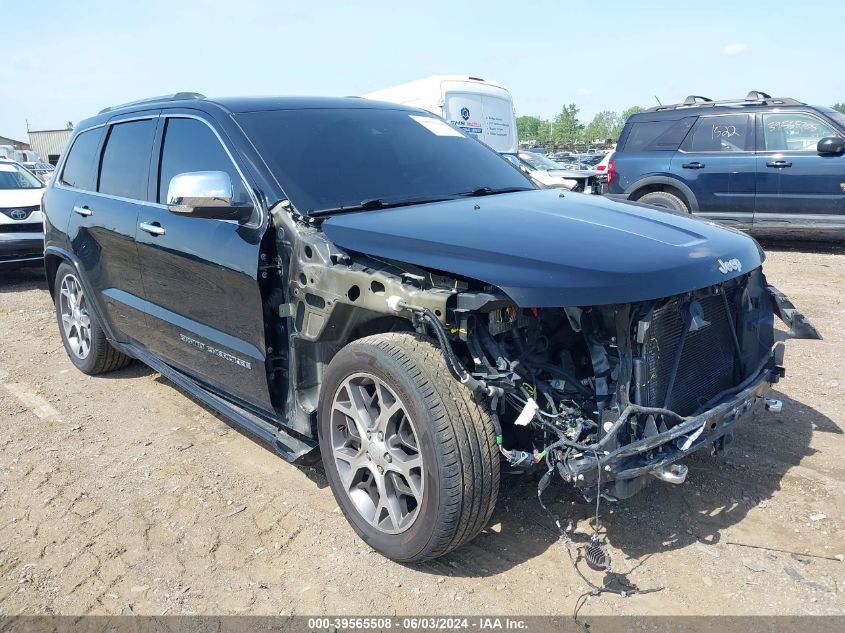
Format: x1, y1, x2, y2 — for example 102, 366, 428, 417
364, 75, 518, 157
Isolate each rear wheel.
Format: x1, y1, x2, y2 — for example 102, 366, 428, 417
54, 263, 132, 375
638, 190, 689, 213
318, 333, 499, 562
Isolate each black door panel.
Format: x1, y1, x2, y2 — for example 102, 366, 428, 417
67, 193, 149, 343
134, 211, 271, 410
63, 117, 158, 344
135, 115, 273, 413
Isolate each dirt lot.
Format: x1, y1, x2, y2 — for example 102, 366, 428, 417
0, 242, 843, 618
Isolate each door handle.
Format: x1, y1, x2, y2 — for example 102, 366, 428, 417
766, 160, 792, 168
681, 162, 705, 169
139, 221, 166, 236
72, 205, 92, 217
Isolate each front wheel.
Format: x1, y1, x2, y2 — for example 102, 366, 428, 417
318, 333, 499, 562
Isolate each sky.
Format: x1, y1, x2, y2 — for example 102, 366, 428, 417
2, 0, 843, 141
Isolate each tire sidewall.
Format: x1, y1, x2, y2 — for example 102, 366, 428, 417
318, 341, 447, 561
639, 191, 688, 213
54, 263, 104, 374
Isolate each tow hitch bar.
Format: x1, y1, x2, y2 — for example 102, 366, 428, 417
765, 398, 783, 413
652, 463, 688, 485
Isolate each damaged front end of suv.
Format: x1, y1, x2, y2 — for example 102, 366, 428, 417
272, 188, 820, 510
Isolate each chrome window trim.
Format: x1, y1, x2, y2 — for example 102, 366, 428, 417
54, 113, 264, 230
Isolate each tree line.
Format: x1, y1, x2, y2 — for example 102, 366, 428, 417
517, 104, 645, 147
519, 103, 845, 149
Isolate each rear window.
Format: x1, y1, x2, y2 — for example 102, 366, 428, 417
98, 119, 157, 200
622, 118, 695, 151
61, 127, 105, 191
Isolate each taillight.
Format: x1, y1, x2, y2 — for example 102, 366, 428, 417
607, 159, 616, 185
596, 164, 606, 171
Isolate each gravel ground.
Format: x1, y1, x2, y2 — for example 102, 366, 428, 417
0, 241, 843, 618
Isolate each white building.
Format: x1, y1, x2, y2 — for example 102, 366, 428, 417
28, 128, 73, 165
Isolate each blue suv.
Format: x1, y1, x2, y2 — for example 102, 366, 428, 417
605, 92, 845, 237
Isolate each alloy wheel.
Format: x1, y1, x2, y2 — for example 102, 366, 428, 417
59, 274, 92, 360
330, 373, 424, 534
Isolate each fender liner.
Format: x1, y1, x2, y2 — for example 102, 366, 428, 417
625, 175, 700, 213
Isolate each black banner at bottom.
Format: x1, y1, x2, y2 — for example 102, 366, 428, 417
0, 616, 843, 633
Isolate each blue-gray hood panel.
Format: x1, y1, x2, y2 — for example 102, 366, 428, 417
322, 189, 762, 307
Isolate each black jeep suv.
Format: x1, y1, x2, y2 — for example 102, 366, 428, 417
606, 92, 845, 237
42, 93, 819, 562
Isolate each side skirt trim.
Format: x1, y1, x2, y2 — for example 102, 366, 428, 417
123, 342, 318, 463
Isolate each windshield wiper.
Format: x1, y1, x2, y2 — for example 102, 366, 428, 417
309, 195, 457, 217
456, 186, 534, 197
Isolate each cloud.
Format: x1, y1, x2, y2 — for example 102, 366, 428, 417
576, 88, 594, 96
723, 43, 748, 56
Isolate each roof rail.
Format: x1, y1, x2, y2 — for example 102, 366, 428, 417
646, 91, 804, 112
99, 92, 206, 115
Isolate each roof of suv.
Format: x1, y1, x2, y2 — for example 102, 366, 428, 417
631, 91, 819, 121
75, 93, 423, 132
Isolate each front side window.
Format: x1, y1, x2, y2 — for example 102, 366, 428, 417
157, 118, 247, 204
0, 162, 44, 190
236, 107, 533, 214
762, 112, 839, 152
60, 127, 105, 191
684, 114, 751, 152
98, 119, 157, 200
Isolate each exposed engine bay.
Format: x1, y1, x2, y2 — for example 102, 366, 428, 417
269, 206, 821, 503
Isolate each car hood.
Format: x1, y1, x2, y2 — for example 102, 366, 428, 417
321, 189, 762, 307
0, 188, 43, 209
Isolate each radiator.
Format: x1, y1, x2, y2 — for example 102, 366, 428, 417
642, 292, 738, 416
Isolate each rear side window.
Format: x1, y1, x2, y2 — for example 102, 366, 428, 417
61, 127, 104, 190
683, 114, 751, 152
623, 118, 695, 151
98, 119, 157, 200
157, 118, 247, 204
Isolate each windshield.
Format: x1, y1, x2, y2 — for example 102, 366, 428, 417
236, 108, 533, 214
0, 163, 44, 190
819, 107, 845, 131
519, 151, 563, 171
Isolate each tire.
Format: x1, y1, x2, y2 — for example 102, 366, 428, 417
54, 262, 132, 375
318, 333, 499, 562
638, 190, 689, 213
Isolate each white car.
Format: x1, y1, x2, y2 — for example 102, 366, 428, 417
517, 151, 602, 193
594, 150, 614, 173
0, 159, 45, 268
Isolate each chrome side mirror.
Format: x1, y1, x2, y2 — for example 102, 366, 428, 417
167, 171, 253, 221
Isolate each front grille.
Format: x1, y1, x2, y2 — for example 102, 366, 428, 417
0, 223, 42, 234
0, 205, 40, 221
642, 293, 737, 416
